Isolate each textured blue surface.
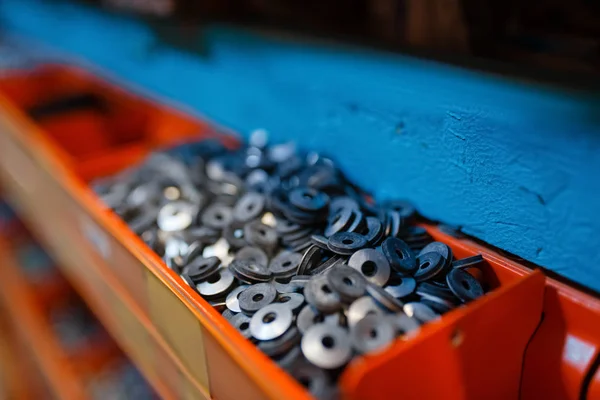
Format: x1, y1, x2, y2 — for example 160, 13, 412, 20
1, 0, 600, 291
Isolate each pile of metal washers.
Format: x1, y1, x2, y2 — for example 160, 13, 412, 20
93, 133, 487, 399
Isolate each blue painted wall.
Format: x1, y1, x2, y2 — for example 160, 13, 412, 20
1, 0, 600, 291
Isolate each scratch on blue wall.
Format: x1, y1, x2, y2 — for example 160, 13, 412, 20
1, 0, 600, 291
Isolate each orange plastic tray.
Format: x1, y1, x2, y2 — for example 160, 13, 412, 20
0, 64, 598, 400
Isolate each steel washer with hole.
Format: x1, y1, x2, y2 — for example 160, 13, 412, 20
326, 264, 367, 302
269, 251, 303, 278
414, 252, 446, 282
446, 268, 484, 302
196, 268, 235, 299
381, 237, 417, 275
226, 285, 250, 313
350, 314, 396, 354
297, 305, 339, 334
250, 303, 294, 341
230, 313, 253, 339
347, 296, 384, 328
238, 283, 278, 314
157, 201, 198, 232
201, 203, 233, 229
229, 259, 272, 283
327, 231, 368, 255
301, 324, 352, 370
182, 255, 221, 283
304, 274, 343, 313
349, 248, 391, 286
384, 276, 417, 299
233, 192, 266, 223
276, 292, 305, 313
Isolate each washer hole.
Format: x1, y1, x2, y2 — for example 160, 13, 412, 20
279, 296, 290, 303
342, 238, 354, 245
343, 277, 354, 286
420, 261, 431, 270
321, 336, 335, 349
259, 228, 267, 236
322, 284, 332, 294
262, 312, 277, 323
369, 329, 378, 338
252, 293, 265, 302
395, 249, 405, 259
303, 192, 314, 200
215, 213, 223, 220
207, 273, 220, 284
461, 280, 470, 290
282, 260, 292, 267
361, 261, 377, 277
240, 322, 249, 330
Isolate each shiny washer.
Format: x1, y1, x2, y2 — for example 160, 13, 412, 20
349, 248, 391, 286
350, 314, 395, 354
301, 324, 352, 369
196, 268, 235, 299
250, 303, 294, 341
225, 285, 250, 313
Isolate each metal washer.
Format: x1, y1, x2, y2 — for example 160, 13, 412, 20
230, 313, 253, 339
225, 285, 250, 313
326, 264, 367, 302
301, 324, 352, 369
297, 305, 339, 334
350, 314, 395, 354
276, 292, 305, 313
250, 303, 294, 341
348, 248, 391, 286
238, 283, 277, 314
414, 252, 446, 282
233, 192, 266, 223
157, 201, 197, 232
304, 275, 343, 313
196, 268, 235, 299
446, 268, 484, 302
347, 296, 384, 328
418, 241, 453, 270
384, 276, 417, 299
269, 251, 303, 278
